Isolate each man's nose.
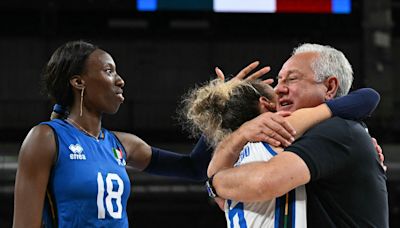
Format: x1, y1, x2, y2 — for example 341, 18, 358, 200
274, 82, 288, 95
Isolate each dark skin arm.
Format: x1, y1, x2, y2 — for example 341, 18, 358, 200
113, 131, 152, 170
13, 125, 56, 228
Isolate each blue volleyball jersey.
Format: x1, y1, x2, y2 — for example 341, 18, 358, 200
41, 119, 131, 228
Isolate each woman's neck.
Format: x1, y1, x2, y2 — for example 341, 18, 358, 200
67, 112, 102, 138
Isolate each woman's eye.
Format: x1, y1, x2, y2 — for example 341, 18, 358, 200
105, 69, 112, 74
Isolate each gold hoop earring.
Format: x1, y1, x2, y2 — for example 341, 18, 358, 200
80, 87, 85, 117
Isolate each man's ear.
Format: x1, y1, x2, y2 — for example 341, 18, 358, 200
70, 75, 85, 90
259, 96, 276, 113
324, 76, 339, 100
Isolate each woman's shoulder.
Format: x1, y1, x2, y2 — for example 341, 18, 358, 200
30, 123, 57, 139
39, 118, 66, 128
19, 123, 57, 163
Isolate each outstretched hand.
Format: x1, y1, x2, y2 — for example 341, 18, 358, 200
237, 112, 296, 147
215, 61, 274, 84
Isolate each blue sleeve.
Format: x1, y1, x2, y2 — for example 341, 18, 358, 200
143, 135, 212, 181
326, 88, 380, 120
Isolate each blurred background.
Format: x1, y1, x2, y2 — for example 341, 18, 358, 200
0, 0, 399, 227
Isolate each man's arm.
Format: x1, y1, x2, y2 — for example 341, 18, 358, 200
211, 151, 310, 202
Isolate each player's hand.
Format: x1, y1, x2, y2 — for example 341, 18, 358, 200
372, 137, 387, 171
237, 112, 296, 147
215, 61, 273, 84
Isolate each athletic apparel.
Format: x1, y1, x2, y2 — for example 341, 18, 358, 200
326, 88, 380, 120
41, 119, 130, 228
286, 117, 389, 227
144, 135, 212, 181
225, 142, 307, 228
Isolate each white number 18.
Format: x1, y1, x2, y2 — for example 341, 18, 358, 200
97, 172, 124, 219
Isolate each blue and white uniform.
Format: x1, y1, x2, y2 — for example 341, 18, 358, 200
41, 119, 130, 228
225, 142, 307, 228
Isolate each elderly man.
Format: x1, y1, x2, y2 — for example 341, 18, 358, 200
207, 44, 389, 227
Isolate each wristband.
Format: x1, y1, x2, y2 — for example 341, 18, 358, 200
205, 174, 218, 198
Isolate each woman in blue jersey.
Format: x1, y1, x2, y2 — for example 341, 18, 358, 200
13, 40, 299, 228
181, 78, 379, 227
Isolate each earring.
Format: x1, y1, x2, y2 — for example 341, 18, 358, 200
80, 87, 85, 117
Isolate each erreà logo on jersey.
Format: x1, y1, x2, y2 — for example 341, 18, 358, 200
69, 144, 86, 160
113, 148, 126, 166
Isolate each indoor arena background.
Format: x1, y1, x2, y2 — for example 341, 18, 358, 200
1, 0, 399, 227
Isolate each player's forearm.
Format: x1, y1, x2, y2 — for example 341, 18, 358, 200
286, 104, 332, 139
144, 136, 212, 181
207, 129, 248, 177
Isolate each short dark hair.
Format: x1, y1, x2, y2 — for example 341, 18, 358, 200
42, 40, 98, 107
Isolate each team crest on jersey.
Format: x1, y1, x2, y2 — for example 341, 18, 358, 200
113, 148, 126, 166
68, 144, 86, 160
